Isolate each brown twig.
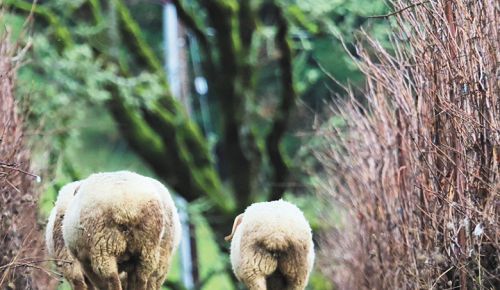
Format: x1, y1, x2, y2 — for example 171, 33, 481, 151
318, 0, 499, 288
367, 0, 430, 19
0, 161, 40, 180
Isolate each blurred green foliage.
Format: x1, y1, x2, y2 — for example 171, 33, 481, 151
285, 0, 389, 106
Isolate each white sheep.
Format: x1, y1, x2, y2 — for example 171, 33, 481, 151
225, 200, 315, 290
62, 171, 180, 290
46, 181, 95, 290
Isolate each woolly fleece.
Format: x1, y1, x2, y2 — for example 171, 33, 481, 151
229, 200, 315, 290
145, 177, 182, 289
45, 181, 93, 290
62, 171, 165, 290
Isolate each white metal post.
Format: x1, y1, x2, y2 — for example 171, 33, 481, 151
163, 2, 194, 289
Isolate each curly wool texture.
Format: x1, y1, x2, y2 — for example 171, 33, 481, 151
45, 181, 94, 290
62, 171, 167, 290
228, 200, 315, 290
146, 177, 182, 289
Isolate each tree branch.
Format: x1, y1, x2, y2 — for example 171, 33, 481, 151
5, 0, 74, 52
106, 90, 170, 175
200, 0, 254, 208
171, 0, 209, 50
113, 0, 164, 75
366, 0, 430, 19
106, 87, 234, 213
237, 0, 257, 101
142, 99, 234, 213
171, 0, 216, 77
238, 1, 256, 52
265, 3, 295, 201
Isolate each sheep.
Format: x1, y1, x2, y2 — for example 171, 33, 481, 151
225, 200, 315, 290
45, 180, 95, 290
62, 171, 180, 290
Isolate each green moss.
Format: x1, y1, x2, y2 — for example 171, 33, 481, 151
5, 0, 74, 50
113, 0, 164, 75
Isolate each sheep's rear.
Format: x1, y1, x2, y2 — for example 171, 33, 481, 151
243, 223, 313, 290
62, 171, 166, 290
228, 200, 315, 290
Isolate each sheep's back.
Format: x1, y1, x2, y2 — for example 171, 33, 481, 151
66, 172, 162, 222
242, 200, 313, 250
62, 171, 165, 256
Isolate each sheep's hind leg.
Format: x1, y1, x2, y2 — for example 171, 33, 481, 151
282, 272, 308, 290
242, 276, 267, 290
84, 276, 96, 290
147, 275, 162, 290
126, 257, 155, 290
148, 258, 171, 289
80, 262, 107, 290
105, 273, 122, 290
91, 255, 122, 290
70, 279, 89, 290
279, 255, 309, 290
127, 270, 149, 290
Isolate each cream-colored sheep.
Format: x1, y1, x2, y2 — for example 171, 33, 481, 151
46, 181, 95, 290
225, 200, 315, 290
62, 171, 176, 290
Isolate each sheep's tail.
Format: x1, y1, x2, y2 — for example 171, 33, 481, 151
109, 198, 165, 247
111, 198, 165, 228
257, 231, 291, 252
